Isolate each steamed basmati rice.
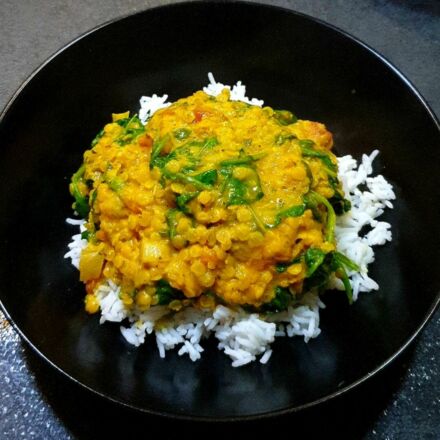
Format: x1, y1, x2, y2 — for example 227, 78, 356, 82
65, 73, 395, 367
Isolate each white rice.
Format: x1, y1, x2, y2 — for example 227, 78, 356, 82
203, 72, 265, 107
329, 151, 395, 300
139, 94, 171, 124
64, 73, 395, 367
64, 218, 87, 269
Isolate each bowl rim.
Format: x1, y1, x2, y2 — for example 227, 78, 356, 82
0, 0, 439, 422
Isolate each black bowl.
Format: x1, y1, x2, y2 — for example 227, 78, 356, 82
0, 1, 439, 420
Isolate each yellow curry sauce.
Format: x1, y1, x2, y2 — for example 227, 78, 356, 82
70, 89, 354, 315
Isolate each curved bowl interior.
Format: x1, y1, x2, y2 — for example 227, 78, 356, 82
0, 1, 439, 419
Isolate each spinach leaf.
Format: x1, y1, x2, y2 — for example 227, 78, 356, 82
155, 279, 185, 305
220, 166, 264, 206
302, 160, 314, 189
115, 114, 145, 146
107, 177, 124, 193
166, 146, 199, 171
332, 251, 360, 272
304, 251, 359, 304
165, 209, 180, 240
151, 136, 218, 172
239, 287, 290, 314
338, 265, 353, 303
275, 264, 289, 273
330, 252, 359, 304
275, 133, 297, 145
166, 209, 189, 247
173, 128, 191, 140
71, 164, 89, 218
327, 176, 351, 215
220, 157, 254, 167
275, 262, 290, 273
200, 137, 219, 152
176, 192, 199, 213
262, 286, 292, 312
269, 203, 306, 228
304, 191, 336, 242
247, 205, 267, 234
304, 248, 326, 277
81, 230, 90, 240
275, 256, 302, 273
219, 152, 266, 167
303, 190, 323, 222
90, 189, 97, 207
222, 176, 246, 206
91, 128, 105, 147
273, 110, 298, 126
303, 255, 332, 292
299, 139, 337, 173
218, 152, 265, 216
81, 229, 96, 242
276, 248, 326, 276
221, 173, 264, 206
329, 192, 351, 215
193, 169, 217, 186
150, 135, 170, 169
162, 169, 213, 190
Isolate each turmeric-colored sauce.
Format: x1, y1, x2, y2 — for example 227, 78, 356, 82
70, 88, 350, 313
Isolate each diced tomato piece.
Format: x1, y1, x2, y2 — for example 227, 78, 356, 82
138, 134, 153, 148
194, 111, 204, 123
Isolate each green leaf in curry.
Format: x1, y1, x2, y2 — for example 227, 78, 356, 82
328, 176, 351, 215
151, 136, 219, 174
115, 114, 145, 146
273, 110, 298, 126
198, 137, 219, 155
166, 209, 189, 247
299, 139, 337, 175
268, 203, 306, 228
166, 209, 180, 240
155, 279, 185, 305
91, 128, 105, 148
70, 164, 89, 218
176, 192, 199, 213
193, 169, 218, 186
150, 135, 171, 169
262, 286, 292, 312
330, 252, 359, 304
173, 127, 191, 140
220, 166, 264, 206
303, 250, 359, 304
304, 191, 336, 243
275, 256, 302, 273
162, 169, 214, 191
274, 133, 297, 145
219, 151, 267, 167
275, 248, 327, 276
106, 177, 124, 193
304, 248, 326, 278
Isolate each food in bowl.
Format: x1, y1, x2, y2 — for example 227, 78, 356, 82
65, 74, 395, 366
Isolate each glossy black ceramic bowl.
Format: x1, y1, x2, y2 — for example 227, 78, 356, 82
0, 1, 439, 420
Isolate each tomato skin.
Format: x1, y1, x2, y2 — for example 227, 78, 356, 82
194, 110, 204, 123
85, 279, 99, 295
139, 134, 153, 148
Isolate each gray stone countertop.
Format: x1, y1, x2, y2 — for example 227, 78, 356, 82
0, 1, 439, 438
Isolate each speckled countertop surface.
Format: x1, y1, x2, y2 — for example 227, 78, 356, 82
0, 1, 439, 438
